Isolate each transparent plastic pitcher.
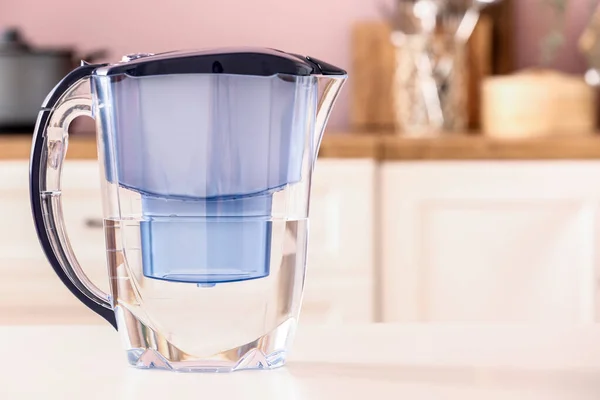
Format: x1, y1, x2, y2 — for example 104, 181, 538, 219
29, 49, 346, 372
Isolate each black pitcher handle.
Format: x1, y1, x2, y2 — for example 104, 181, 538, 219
29, 64, 117, 329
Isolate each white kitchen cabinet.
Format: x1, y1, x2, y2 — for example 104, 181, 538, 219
0, 158, 377, 325
381, 161, 600, 323
0, 160, 107, 323
304, 159, 377, 323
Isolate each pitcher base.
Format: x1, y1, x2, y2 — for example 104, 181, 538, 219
116, 304, 296, 373
126, 347, 287, 373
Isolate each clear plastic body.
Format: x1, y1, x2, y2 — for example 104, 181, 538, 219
78, 71, 346, 371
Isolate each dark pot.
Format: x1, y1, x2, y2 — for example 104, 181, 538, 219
0, 27, 107, 132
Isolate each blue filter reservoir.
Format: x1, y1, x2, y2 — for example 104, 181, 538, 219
101, 58, 316, 285
139, 195, 273, 284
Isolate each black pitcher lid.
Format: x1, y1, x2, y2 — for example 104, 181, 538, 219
94, 47, 347, 77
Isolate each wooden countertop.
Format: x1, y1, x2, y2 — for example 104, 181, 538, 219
0, 135, 98, 160
4, 132, 600, 161
322, 132, 600, 160
379, 134, 600, 160
0, 133, 381, 160
0, 133, 382, 160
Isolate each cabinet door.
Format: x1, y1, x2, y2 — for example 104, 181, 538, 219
302, 159, 377, 323
0, 158, 377, 325
0, 258, 104, 325
0, 160, 108, 324
382, 161, 600, 323
0, 162, 45, 260
0, 160, 105, 260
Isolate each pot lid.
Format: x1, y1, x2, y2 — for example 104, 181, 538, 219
94, 48, 347, 77
0, 27, 73, 56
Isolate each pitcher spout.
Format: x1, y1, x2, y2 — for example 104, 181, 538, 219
313, 75, 347, 154
302, 55, 347, 160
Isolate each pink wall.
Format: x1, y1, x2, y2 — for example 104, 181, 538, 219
0, 0, 594, 129
0, 0, 394, 130
514, 0, 591, 74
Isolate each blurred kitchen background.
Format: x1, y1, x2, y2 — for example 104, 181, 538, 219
3, 0, 600, 326
2, 0, 599, 132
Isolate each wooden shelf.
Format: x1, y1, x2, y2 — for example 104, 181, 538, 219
3, 132, 600, 161
0, 135, 97, 160
379, 133, 600, 160
0, 133, 381, 160
321, 132, 600, 160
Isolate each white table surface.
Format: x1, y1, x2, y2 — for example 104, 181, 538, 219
2, 323, 600, 399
